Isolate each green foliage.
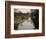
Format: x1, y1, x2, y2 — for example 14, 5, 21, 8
14, 15, 28, 25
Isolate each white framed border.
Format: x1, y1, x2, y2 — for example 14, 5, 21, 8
11, 5, 42, 34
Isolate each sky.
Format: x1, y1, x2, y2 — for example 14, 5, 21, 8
14, 9, 34, 13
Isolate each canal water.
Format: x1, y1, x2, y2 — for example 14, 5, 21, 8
18, 17, 35, 30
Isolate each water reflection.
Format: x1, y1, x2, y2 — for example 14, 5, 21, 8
18, 17, 35, 30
